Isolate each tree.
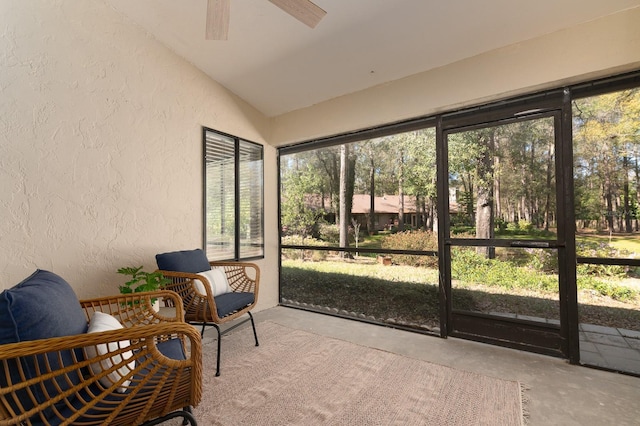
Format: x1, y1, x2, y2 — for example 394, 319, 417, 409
474, 129, 495, 258
339, 144, 350, 254
573, 88, 640, 232
280, 154, 323, 238
403, 129, 437, 231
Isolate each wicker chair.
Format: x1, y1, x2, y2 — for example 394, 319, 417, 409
156, 249, 259, 376
0, 270, 202, 426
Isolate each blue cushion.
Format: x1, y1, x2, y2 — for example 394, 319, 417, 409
156, 249, 211, 273
0, 270, 88, 419
214, 292, 254, 318
156, 338, 186, 360
0, 269, 88, 344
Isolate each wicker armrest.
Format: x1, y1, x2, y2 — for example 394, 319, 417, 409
209, 261, 260, 295
159, 263, 259, 323
0, 321, 202, 425
79, 290, 185, 327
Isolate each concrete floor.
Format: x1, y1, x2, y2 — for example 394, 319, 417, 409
580, 323, 640, 375
219, 306, 640, 426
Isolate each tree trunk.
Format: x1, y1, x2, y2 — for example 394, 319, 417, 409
604, 180, 614, 231
397, 147, 405, 231
494, 155, 501, 224
635, 154, 640, 231
544, 139, 554, 231
339, 144, 350, 256
476, 133, 495, 258
624, 155, 632, 233
368, 154, 376, 235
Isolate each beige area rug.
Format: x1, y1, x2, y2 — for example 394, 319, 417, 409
178, 322, 524, 425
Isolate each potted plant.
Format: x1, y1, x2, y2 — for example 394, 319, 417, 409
117, 266, 170, 310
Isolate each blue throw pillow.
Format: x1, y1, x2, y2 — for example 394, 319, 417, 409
156, 248, 211, 273
0, 269, 88, 420
0, 269, 88, 344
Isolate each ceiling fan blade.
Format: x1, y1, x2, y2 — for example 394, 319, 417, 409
206, 0, 230, 40
268, 0, 327, 29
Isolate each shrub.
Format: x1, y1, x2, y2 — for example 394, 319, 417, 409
506, 221, 520, 232
494, 217, 508, 233
524, 248, 558, 273
576, 240, 629, 278
281, 235, 328, 261
318, 223, 341, 243
451, 247, 557, 293
317, 223, 362, 244
577, 273, 639, 301
518, 220, 533, 232
381, 230, 438, 268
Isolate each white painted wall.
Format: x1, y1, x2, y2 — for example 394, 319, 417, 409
2, 0, 639, 314
0, 0, 279, 310
271, 8, 640, 145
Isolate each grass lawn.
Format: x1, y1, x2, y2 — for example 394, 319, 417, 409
281, 257, 640, 330
281, 258, 441, 329
576, 231, 640, 256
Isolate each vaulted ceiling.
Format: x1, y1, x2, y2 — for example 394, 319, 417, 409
106, 0, 640, 117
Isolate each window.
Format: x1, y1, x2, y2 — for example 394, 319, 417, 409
204, 128, 264, 260
279, 128, 440, 333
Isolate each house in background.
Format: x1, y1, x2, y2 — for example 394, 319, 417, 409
1, 1, 639, 312
350, 194, 460, 232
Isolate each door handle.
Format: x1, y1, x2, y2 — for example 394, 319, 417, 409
509, 241, 550, 248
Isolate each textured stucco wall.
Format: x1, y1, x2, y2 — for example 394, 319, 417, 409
0, 0, 278, 308
271, 7, 640, 146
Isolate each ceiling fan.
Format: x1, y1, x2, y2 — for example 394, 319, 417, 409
205, 0, 326, 40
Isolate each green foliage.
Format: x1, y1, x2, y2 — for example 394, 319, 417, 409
451, 248, 558, 293
117, 266, 169, 302
573, 88, 640, 231
518, 220, 533, 232
451, 225, 475, 235
380, 230, 438, 268
281, 235, 328, 261
318, 223, 341, 243
280, 157, 326, 237
280, 259, 440, 326
494, 217, 508, 233
576, 240, 630, 278
449, 246, 639, 301
496, 221, 555, 238
577, 273, 638, 301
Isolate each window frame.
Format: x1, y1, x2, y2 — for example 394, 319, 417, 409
203, 127, 264, 261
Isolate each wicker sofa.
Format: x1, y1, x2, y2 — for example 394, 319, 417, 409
0, 269, 202, 425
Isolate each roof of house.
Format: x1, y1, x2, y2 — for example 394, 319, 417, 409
305, 194, 459, 214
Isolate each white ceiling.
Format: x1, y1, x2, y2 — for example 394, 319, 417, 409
106, 0, 640, 117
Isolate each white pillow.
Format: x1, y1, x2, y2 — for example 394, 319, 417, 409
193, 267, 231, 297
85, 312, 135, 393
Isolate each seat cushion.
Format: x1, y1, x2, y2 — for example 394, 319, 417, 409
155, 338, 187, 360
214, 292, 254, 318
0, 270, 88, 419
156, 249, 211, 273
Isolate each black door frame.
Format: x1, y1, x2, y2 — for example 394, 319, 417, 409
278, 70, 640, 366
436, 89, 580, 362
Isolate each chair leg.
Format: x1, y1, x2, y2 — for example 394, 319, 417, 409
200, 323, 206, 337
182, 407, 196, 426
141, 408, 197, 426
248, 311, 259, 347
213, 323, 222, 376
209, 313, 257, 377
